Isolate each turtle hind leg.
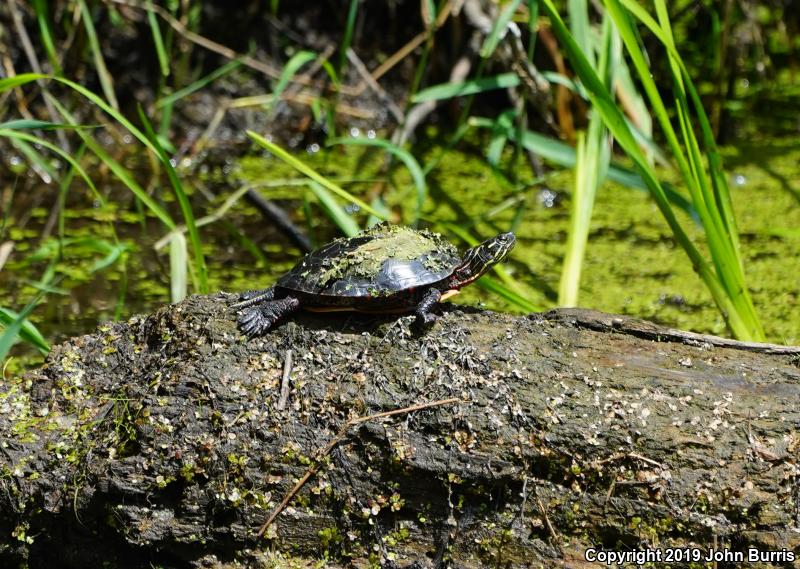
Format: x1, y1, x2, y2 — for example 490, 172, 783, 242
414, 288, 443, 326
238, 296, 300, 337
231, 287, 275, 310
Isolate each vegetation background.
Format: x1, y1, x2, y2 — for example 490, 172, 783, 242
1, 0, 799, 374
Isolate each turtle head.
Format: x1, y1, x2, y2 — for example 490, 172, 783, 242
450, 232, 516, 288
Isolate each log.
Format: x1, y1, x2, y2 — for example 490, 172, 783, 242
1, 293, 799, 568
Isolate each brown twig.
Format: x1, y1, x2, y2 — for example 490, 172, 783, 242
255, 397, 464, 538
368, 0, 453, 87
533, 483, 563, 554
276, 350, 293, 410
537, 23, 574, 142
244, 189, 312, 253
346, 49, 404, 123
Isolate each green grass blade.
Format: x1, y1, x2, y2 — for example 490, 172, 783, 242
0, 73, 47, 92
0, 119, 95, 130
568, 0, 595, 68
153, 185, 253, 251
559, 12, 614, 307
412, 73, 521, 103
156, 59, 242, 108
540, 0, 757, 340
339, 0, 359, 74
147, 0, 170, 77
615, 56, 653, 162
558, 132, 589, 306
138, 106, 208, 293
684, 70, 740, 256
319, 59, 340, 87
606, 0, 762, 339
480, 0, 524, 58
0, 263, 54, 360
654, 1, 759, 336
470, 117, 697, 218
540, 71, 587, 96
2, 75, 150, 175
486, 108, 516, 166
270, 51, 318, 111
475, 277, 541, 313
89, 242, 129, 273
422, 0, 437, 26
31, 0, 62, 75
51, 76, 159, 154
606, 0, 704, 208
328, 136, 427, 222
652, 1, 737, 249
308, 182, 361, 237
0, 307, 49, 355
247, 131, 385, 219
169, 232, 188, 303
77, 0, 119, 110
46, 95, 177, 230
0, 128, 100, 199
9, 137, 60, 183
528, 0, 540, 60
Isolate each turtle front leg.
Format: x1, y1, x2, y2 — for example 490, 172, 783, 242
414, 288, 443, 326
238, 296, 300, 337
231, 287, 275, 310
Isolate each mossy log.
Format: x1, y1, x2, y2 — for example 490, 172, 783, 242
1, 294, 799, 568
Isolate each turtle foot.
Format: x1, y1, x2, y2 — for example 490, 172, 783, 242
238, 308, 272, 337
413, 288, 442, 330
413, 311, 438, 330
237, 297, 299, 337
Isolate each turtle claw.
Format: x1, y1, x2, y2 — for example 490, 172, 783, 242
238, 289, 262, 301
413, 311, 438, 330
421, 312, 438, 325
231, 288, 276, 310
238, 307, 271, 337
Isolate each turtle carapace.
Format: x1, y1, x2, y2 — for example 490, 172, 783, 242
232, 224, 516, 336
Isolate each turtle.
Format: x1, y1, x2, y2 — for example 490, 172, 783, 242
232, 223, 516, 336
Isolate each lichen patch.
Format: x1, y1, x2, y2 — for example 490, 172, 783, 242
318, 224, 457, 287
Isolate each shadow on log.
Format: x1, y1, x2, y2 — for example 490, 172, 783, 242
1, 294, 799, 568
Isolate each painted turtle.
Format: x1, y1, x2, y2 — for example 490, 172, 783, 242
232, 223, 516, 336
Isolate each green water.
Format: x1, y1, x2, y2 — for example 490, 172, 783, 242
1, 132, 798, 374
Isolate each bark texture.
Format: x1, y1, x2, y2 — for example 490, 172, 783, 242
1, 294, 799, 568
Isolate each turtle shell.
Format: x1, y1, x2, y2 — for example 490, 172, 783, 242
277, 224, 461, 298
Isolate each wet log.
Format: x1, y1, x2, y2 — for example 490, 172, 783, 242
1, 294, 799, 568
